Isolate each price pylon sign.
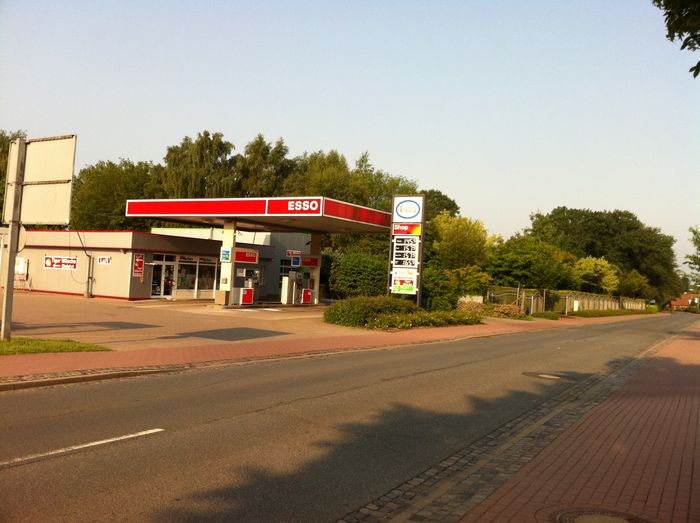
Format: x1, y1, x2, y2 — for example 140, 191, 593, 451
389, 195, 425, 301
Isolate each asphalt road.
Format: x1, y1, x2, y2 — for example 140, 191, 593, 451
0, 314, 696, 522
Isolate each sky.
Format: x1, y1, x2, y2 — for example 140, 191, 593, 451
1, 1, 698, 264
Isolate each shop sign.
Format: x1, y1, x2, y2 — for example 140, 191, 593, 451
132, 253, 144, 277
234, 249, 259, 264
220, 247, 232, 263
286, 249, 301, 257
179, 255, 197, 263
199, 256, 218, 264
391, 268, 418, 295
392, 223, 421, 236
301, 256, 319, 268
290, 256, 301, 268
97, 256, 112, 265
44, 256, 78, 271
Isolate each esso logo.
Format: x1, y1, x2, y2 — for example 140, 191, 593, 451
287, 200, 320, 212
396, 200, 420, 219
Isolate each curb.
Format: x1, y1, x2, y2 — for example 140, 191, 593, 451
0, 368, 176, 391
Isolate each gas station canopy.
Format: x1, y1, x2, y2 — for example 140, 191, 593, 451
126, 196, 391, 234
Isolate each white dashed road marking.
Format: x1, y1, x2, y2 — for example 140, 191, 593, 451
0, 428, 165, 468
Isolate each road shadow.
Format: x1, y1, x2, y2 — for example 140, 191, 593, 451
158, 327, 288, 342
13, 321, 159, 332
152, 371, 596, 522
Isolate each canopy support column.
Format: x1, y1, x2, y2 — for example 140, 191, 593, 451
215, 221, 237, 307
310, 233, 322, 305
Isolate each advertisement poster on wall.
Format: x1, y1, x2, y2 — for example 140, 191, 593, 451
132, 253, 145, 277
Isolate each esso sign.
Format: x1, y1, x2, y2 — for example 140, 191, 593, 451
392, 196, 424, 222
395, 200, 420, 220
267, 198, 323, 214
287, 200, 319, 212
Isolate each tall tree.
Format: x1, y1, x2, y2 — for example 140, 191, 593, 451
283, 151, 416, 210
423, 189, 460, 221
486, 235, 577, 290
652, 0, 700, 77
235, 134, 294, 197
617, 269, 654, 299
351, 153, 417, 212
686, 226, 700, 290
572, 257, 620, 295
427, 211, 492, 269
529, 207, 682, 301
163, 131, 235, 198
71, 160, 158, 230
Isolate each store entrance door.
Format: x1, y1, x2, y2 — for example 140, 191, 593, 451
151, 262, 175, 298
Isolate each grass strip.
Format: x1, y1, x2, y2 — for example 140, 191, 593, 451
0, 337, 111, 356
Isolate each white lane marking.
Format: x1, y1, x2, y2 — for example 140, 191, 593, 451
0, 428, 165, 467
537, 373, 562, 380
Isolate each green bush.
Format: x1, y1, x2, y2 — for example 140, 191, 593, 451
329, 251, 388, 299
366, 310, 482, 330
531, 311, 561, 320
569, 309, 651, 318
422, 266, 491, 311
646, 304, 660, 313
324, 296, 418, 327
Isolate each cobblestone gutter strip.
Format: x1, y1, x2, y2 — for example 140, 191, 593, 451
338, 339, 671, 523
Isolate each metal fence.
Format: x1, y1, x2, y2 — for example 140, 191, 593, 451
484, 287, 646, 315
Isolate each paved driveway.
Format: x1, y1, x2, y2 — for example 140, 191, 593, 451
11, 292, 362, 351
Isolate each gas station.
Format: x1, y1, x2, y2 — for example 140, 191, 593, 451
125, 196, 391, 307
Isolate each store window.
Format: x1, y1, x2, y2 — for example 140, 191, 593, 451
198, 263, 217, 290
177, 263, 197, 290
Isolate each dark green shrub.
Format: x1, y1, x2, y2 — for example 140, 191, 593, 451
324, 296, 418, 327
531, 311, 560, 320
422, 266, 491, 311
329, 251, 387, 299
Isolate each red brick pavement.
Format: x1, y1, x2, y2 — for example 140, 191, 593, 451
460, 324, 700, 523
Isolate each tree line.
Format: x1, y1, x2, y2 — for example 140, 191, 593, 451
1, 129, 696, 305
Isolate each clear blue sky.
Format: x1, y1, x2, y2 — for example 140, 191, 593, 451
1, 1, 698, 264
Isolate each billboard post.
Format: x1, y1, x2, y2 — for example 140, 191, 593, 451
1, 138, 27, 341
1, 135, 76, 341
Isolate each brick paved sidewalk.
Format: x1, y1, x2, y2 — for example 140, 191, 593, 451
458, 323, 700, 523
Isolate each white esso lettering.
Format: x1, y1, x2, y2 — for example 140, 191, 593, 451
287, 200, 319, 212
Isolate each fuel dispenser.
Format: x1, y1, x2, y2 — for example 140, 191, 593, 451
281, 269, 316, 305
233, 267, 261, 305
281, 270, 303, 305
